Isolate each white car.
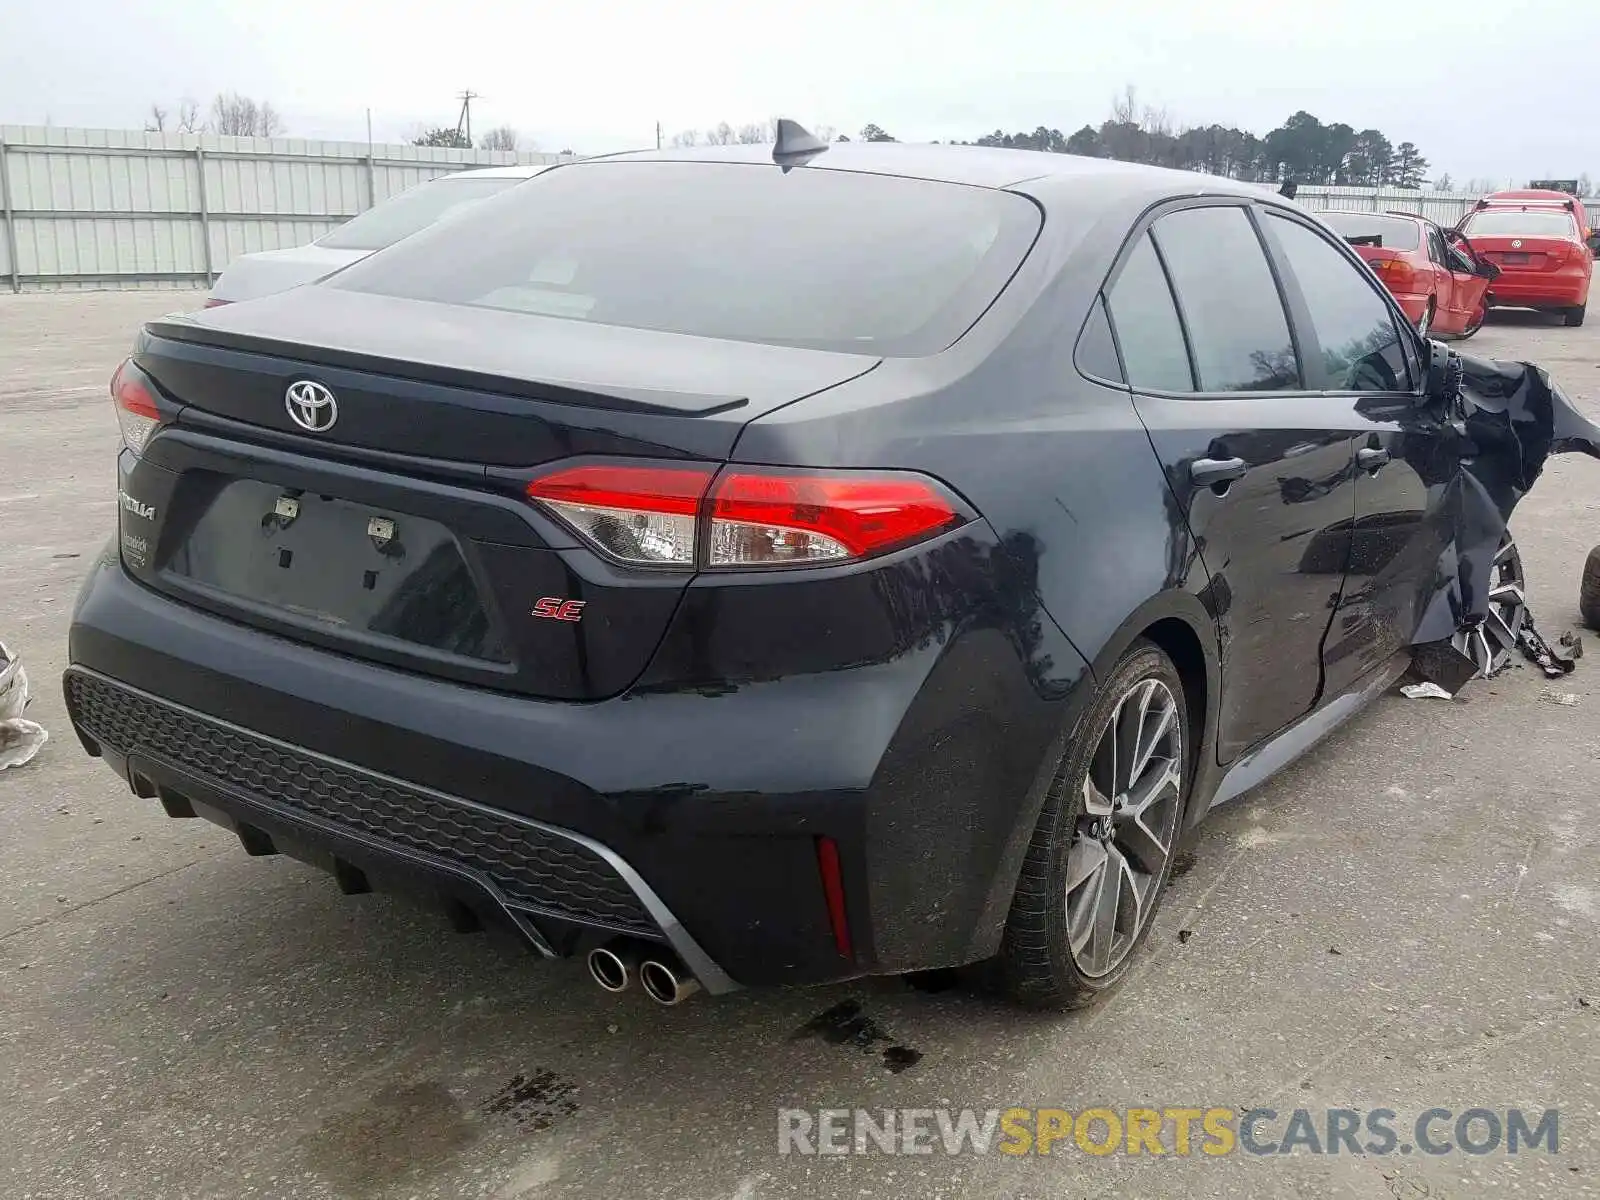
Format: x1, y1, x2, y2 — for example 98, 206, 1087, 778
206, 164, 549, 305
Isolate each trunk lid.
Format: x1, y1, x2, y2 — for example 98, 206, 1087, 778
124, 289, 879, 700
1468, 234, 1580, 275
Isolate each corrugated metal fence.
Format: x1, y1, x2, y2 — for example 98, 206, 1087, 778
0, 125, 572, 292
1293, 185, 1597, 228
2, 133, 1590, 293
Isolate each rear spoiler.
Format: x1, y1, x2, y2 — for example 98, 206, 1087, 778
1473, 197, 1577, 212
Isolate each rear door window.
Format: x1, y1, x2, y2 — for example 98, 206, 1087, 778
1152, 206, 1300, 392
1106, 234, 1193, 392
1426, 226, 1448, 266
1265, 214, 1413, 392
327, 161, 1042, 356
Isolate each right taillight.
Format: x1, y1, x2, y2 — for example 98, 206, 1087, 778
708, 469, 964, 567
111, 359, 164, 454
1369, 257, 1415, 289
524, 462, 968, 571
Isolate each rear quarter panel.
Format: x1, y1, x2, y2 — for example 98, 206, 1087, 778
732, 199, 1218, 743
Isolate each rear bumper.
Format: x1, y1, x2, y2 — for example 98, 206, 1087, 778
1486, 267, 1590, 309
65, 538, 1087, 989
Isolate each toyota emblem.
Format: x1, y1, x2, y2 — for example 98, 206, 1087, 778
285, 380, 338, 432
1511, 239, 1522, 249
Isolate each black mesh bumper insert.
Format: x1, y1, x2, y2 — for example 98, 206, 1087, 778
65, 671, 657, 936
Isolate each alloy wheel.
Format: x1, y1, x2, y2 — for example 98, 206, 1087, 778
1451, 536, 1526, 677
1065, 678, 1183, 978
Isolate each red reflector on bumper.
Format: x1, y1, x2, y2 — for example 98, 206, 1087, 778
816, 835, 854, 960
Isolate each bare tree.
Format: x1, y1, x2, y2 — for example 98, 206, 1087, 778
670, 129, 699, 148
704, 121, 737, 146
145, 104, 168, 132
735, 122, 769, 144
1141, 105, 1174, 137
210, 92, 285, 137
175, 98, 202, 133
480, 125, 520, 151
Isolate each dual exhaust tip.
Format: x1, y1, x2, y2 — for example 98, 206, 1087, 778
587, 941, 700, 1006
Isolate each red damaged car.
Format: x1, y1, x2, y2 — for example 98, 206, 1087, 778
1321, 211, 1497, 339
1458, 189, 1593, 327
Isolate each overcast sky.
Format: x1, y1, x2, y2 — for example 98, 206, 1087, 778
4, 0, 1595, 182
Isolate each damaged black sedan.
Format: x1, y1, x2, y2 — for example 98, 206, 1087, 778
64, 130, 1600, 1009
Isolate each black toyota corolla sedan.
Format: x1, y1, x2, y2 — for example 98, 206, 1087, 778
64, 133, 1513, 1009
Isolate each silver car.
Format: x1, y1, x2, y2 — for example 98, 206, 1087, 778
206, 164, 550, 305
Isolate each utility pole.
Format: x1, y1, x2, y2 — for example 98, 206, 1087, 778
455, 90, 480, 146
656, 121, 662, 150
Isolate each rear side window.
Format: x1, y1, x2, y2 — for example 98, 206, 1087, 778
327, 161, 1042, 356
1106, 234, 1193, 392
1075, 297, 1124, 383
1266, 215, 1412, 392
1153, 206, 1299, 392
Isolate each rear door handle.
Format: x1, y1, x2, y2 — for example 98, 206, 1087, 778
1357, 447, 1391, 472
1190, 456, 1249, 487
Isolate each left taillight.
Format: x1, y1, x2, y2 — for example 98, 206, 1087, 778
524, 462, 969, 571
111, 359, 164, 455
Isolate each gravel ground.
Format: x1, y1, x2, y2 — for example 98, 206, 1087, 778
1, 290, 1597, 1200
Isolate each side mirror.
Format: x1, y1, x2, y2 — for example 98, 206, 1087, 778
1422, 339, 1462, 407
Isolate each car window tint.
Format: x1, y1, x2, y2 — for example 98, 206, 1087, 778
1075, 296, 1124, 383
1152, 207, 1298, 392
1106, 234, 1192, 392
1267, 214, 1411, 392
1426, 227, 1447, 265
317, 177, 524, 251
327, 161, 1042, 357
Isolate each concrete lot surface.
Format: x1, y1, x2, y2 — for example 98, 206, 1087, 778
2, 291, 1598, 1199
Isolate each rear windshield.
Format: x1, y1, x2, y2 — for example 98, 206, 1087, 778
317, 176, 525, 251
1460, 210, 1579, 239
325, 161, 1042, 356
1319, 213, 1420, 251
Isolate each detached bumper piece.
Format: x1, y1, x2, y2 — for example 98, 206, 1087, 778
63, 668, 736, 993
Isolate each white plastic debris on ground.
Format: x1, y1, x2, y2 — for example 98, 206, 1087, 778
0, 640, 48, 771
1400, 681, 1455, 701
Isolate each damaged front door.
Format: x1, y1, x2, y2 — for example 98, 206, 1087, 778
1256, 211, 1444, 700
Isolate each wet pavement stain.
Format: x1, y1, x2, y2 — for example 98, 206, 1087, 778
481, 1069, 580, 1133
793, 999, 922, 1073
301, 1080, 477, 1199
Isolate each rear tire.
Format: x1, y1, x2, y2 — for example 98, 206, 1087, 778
1581, 545, 1600, 632
1566, 303, 1587, 328
999, 639, 1191, 1010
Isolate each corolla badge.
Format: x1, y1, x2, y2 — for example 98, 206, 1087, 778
285, 380, 338, 432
